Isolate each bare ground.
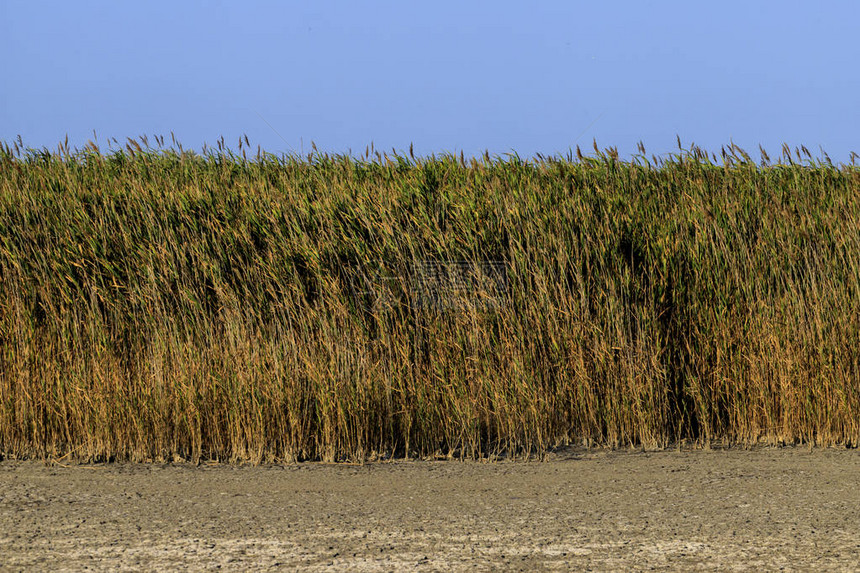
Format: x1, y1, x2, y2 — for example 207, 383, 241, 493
1, 447, 859, 571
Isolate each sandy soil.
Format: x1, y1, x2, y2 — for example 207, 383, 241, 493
1, 447, 859, 571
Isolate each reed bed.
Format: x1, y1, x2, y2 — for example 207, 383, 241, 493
1, 136, 859, 462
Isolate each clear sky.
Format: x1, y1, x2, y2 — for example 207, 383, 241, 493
2, 1, 858, 162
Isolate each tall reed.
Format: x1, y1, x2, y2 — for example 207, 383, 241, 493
1, 138, 858, 462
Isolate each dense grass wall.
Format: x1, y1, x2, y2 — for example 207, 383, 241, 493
1, 140, 859, 461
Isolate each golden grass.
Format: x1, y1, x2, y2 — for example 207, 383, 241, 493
1, 137, 859, 462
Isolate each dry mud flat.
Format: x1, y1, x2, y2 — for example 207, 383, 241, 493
1, 448, 859, 571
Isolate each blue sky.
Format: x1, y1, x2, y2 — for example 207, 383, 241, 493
2, 1, 858, 162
